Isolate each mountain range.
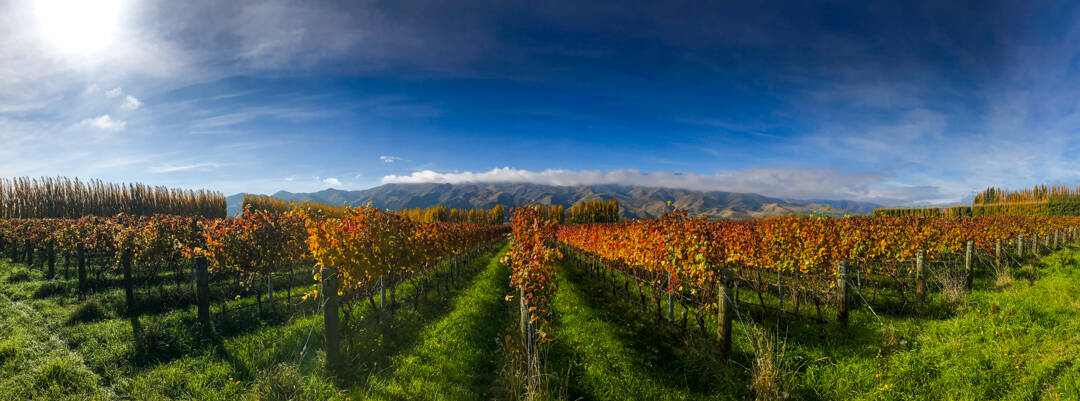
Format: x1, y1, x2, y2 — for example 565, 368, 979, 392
226, 183, 878, 220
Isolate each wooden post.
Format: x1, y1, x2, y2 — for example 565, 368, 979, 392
964, 241, 973, 291
836, 260, 851, 328
267, 271, 274, 313
24, 239, 32, 267
1017, 235, 1024, 259
995, 239, 1002, 270
47, 242, 56, 279
122, 251, 135, 317
77, 242, 87, 293
667, 273, 675, 322
915, 250, 926, 307
519, 286, 527, 339
717, 269, 734, 358
1033, 233, 1040, 257
322, 266, 341, 373
196, 256, 210, 333
380, 277, 387, 315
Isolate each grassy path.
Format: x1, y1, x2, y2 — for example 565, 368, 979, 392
356, 243, 513, 401
544, 260, 740, 401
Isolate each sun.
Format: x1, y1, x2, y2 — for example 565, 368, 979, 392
33, 0, 128, 56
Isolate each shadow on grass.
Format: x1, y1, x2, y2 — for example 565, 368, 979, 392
335, 251, 500, 389
548, 261, 747, 401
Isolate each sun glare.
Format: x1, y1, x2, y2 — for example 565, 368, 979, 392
33, 0, 127, 56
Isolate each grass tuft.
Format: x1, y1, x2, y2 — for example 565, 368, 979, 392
65, 298, 106, 326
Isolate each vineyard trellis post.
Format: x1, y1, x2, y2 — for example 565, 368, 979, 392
667, 272, 675, 322
77, 242, 87, 293
995, 239, 1002, 270
47, 241, 56, 279
915, 250, 926, 307
964, 241, 973, 291
717, 268, 734, 358
380, 277, 387, 315
122, 250, 135, 317
836, 260, 851, 328
1033, 233, 1040, 257
196, 256, 210, 334
24, 239, 31, 267
322, 266, 341, 374
1017, 235, 1024, 259
267, 272, 274, 313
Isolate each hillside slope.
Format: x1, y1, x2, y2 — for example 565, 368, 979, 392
226, 183, 877, 219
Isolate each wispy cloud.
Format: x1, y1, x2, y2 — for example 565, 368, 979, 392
322, 177, 342, 187
380, 155, 403, 163
150, 162, 221, 173
105, 87, 123, 98
78, 114, 126, 131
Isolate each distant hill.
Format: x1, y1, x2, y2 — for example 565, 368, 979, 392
226, 183, 878, 219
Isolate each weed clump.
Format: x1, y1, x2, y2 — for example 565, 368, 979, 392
32, 355, 96, 392
250, 362, 339, 401
66, 298, 107, 326
6, 267, 35, 283
747, 324, 789, 401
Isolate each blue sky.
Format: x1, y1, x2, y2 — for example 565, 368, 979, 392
3, 0, 1080, 205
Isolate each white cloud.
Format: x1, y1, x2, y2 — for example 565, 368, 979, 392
78, 114, 126, 131
322, 177, 342, 187
284, 177, 294, 182
380, 155, 402, 163
105, 87, 123, 98
120, 95, 141, 110
382, 166, 940, 204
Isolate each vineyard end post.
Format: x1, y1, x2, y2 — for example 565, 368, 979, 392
964, 241, 973, 291
196, 256, 210, 334
836, 260, 850, 328
1033, 233, 1040, 257
1018, 235, 1024, 259
321, 266, 341, 374
915, 250, 927, 307
717, 269, 734, 358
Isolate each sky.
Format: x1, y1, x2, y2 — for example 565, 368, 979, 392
3, 0, 1080, 205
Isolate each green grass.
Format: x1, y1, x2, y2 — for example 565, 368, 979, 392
543, 245, 1080, 400
357, 242, 513, 400
782, 248, 1080, 400
543, 257, 741, 401
0, 243, 505, 401
1, 240, 1079, 400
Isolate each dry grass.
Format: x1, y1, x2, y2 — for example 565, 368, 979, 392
992, 260, 1014, 288
747, 324, 788, 401
933, 267, 968, 309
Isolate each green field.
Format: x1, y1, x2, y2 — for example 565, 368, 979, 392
2, 242, 1079, 400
